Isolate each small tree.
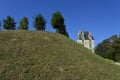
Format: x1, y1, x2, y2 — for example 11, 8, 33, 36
18, 17, 29, 30
51, 12, 69, 37
51, 12, 64, 29
3, 16, 16, 30
34, 13, 46, 30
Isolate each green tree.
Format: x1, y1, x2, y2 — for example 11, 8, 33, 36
95, 35, 120, 61
57, 24, 69, 37
18, 17, 29, 30
34, 13, 46, 30
3, 16, 16, 30
51, 12, 69, 37
95, 39, 112, 59
51, 12, 64, 29
111, 38, 120, 61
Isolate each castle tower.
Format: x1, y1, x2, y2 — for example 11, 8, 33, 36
77, 31, 94, 52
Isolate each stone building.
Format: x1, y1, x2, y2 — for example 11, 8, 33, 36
77, 31, 94, 52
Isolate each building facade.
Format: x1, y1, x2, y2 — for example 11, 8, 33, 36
77, 31, 94, 52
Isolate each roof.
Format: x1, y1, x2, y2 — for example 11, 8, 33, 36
78, 31, 94, 40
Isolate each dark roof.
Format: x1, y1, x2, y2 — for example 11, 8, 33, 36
79, 31, 94, 40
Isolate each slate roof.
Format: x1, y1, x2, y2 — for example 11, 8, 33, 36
78, 31, 94, 40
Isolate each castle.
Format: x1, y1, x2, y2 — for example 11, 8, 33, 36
77, 31, 94, 52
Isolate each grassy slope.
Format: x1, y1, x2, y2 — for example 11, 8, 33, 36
0, 30, 120, 80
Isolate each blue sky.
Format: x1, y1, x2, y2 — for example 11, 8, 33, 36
0, 0, 120, 45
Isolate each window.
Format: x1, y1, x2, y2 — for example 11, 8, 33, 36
89, 40, 91, 43
89, 44, 92, 48
82, 40, 84, 43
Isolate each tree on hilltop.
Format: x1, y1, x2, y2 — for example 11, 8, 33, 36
51, 12, 69, 37
3, 16, 16, 30
33, 13, 46, 30
18, 17, 29, 30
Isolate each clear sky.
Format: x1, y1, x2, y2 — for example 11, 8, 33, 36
0, 0, 120, 45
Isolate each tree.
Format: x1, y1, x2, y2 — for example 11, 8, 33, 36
95, 35, 120, 61
18, 17, 29, 30
3, 16, 16, 30
51, 12, 69, 37
111, 38, 120, 61
95, 39, 112, 59
33, 13, 46, 30
57, 24, 69, 37
51, 12, 64, 29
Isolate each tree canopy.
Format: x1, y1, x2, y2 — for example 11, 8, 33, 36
18, 17, 29, 30
95, 35, 120, 62
3, 16, 16, 30
51, 12, 64, 29
51, 12, 69, 37
34, 13, 46, 30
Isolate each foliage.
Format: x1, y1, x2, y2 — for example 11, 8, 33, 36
18, 17, 29, 30
51, 12, 69, 37
3, 16, 16, 30
0, 30, 120, 80
51, 12, 64, 29
95, 35, 120, 61
33, 13, 46, 30
95, 39, 112, 59
56, 24, 69, 37
111, 39, 120, 61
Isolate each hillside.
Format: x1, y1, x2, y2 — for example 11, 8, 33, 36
0, 30, 120, 80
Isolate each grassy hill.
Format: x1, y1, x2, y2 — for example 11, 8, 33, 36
0, 30, 120, 80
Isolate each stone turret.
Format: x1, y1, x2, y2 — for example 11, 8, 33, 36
77, 31, 94, 52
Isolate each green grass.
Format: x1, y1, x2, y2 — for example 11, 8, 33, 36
0, 30, 120, 80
